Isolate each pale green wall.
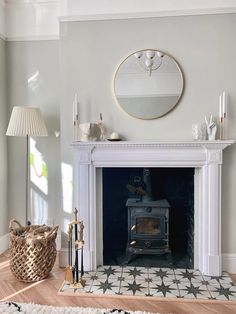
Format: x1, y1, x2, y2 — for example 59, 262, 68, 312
0, 38, 8, 236
6, 41, 61, 226
60, 14, 236, 254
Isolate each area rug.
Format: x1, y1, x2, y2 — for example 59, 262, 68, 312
0, 302, 156, 314
59, 266, 236, 301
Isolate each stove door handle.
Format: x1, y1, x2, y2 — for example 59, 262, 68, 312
131, 225, 136, 231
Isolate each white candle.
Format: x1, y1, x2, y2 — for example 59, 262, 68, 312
222, 91, 226, 118
222, 91, 225, 115
74, 93, 78, 117
219, 95, 222, 118
73, 100, 75, 123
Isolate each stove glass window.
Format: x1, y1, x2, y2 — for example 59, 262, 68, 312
136, 217, 161, 235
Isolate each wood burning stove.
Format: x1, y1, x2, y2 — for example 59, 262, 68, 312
126, 199, 171, 257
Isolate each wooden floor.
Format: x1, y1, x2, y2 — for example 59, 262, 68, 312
1, 252, 236, 314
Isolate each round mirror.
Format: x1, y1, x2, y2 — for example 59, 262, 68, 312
113, 49, 184, 119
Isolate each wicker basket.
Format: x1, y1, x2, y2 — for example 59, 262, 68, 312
9, 219, 59, 282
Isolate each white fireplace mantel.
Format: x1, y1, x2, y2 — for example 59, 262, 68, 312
72, 140, 234, 276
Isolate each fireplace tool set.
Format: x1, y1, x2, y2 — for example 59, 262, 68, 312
65, 208, 86, 288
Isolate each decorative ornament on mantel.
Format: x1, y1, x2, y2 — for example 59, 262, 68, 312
98, 112, 107, 141
79, 122, 101, 141
72, 95, 106, 142
205, 115, 217, 141
107, 131, 122, 141
192, 122, 206, 141
192, 91, 229, 141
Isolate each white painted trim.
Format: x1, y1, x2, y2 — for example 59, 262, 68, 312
6, 35, 59, 42
222, 254, 236, 273
223, 254, 236, 274
4, 1, 236, 40
59, 7, 236, 23
0, 234, 9, 255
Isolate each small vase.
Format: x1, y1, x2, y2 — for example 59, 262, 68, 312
192, 123, 206, 140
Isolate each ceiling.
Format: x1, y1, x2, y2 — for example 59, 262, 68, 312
1, 0, 236, 40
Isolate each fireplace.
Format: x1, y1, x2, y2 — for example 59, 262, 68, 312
72, 140, 234, 276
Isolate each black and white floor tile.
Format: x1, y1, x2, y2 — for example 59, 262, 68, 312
59, 266, 236, 301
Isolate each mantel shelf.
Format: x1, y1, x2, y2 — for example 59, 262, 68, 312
72, 139, 235, 150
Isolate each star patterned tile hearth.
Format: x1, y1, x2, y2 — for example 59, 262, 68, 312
59, 266, 236, 301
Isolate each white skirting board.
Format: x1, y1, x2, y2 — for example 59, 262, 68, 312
0, 234, 9, 255
222, 254, 236, 274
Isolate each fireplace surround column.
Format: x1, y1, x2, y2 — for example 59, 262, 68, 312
75, 147, 96, 269
200, 148, 223, 275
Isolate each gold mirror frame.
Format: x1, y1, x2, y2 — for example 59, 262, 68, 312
113, 49, 184, 120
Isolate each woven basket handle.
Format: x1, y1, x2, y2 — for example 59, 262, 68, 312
45, 225, 59, 239
9, 219, 22, 231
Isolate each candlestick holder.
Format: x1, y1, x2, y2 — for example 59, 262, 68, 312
65, 208, 85, 289
73, 115, 80, 141
219, 115, 228, 140
219, 117, 223, 140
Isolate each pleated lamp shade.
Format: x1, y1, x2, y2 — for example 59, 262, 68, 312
6, 106, 48, 136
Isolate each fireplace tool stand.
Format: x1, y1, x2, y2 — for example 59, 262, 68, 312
65, 208, 85, 288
